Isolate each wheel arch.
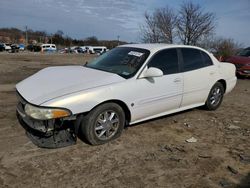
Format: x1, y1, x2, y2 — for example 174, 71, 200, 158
89, 99, 131, 125
217, 79, 227, 92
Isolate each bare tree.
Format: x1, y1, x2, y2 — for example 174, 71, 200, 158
140, 2, 215, 45
211, 37, 242, 60
85, 36, 99, 45
141, 7, 177, 43
55, 30, 64, 37
177, 1, 215, 45
140, 12, 160, 43
155, 8, 177, 43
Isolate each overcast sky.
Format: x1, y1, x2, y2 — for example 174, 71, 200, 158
0, 0, 249, 46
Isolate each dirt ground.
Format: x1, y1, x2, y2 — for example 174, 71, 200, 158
0, 53, 249, 188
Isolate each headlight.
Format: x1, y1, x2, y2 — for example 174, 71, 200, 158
24, 103, 71, 120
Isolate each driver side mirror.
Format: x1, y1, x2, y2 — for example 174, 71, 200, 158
140, 67, 163, 78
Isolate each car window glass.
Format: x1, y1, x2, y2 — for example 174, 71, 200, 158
182, 48, 204, 71
148, 49, 179, 75
238, 49, 250, 57
86, 47, 150, 79
201, 51, 213, 66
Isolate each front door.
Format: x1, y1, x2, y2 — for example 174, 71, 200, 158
131, 48, 183, 122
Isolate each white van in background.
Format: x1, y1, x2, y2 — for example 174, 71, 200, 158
88, 46, 107, 54
41, 44, 57, 52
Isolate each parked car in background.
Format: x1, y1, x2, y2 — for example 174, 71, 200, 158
10, 44, 20, 53
19, 44, 25, 51
76, 47, 85, 53
226, 47, 250, 77
16, 44, 236, 148
59, 48, 78, 54
3, 43, 11, 51
80, 46, 89, 53
41, 44, 57, 52
73, 46, 85, 53
0, 43, 5, 51
27, 44, 41, 52
88, 46, 107, 54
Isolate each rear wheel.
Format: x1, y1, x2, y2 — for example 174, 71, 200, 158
205, 82, 224, 110
80, 103, 125, 145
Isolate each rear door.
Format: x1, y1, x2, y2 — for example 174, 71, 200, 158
180, 48, 217, 107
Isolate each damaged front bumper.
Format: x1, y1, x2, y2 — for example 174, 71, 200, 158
16, 93, 78, 149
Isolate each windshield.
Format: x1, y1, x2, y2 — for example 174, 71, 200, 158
85, 47, 150, 79
238, 48, 250, 57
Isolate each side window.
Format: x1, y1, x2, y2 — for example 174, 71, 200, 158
181, 48, 204, 71
148, 49, 179, 75
201, 51, 213, 66
246, 51, 250, 56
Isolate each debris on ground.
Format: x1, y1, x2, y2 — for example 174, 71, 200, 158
186, 137, 197, 143
184, 122, 191, 128
228, 125, 240, 130
160, 145, 173, 152
219, 179, 234, 187
239, 154, 250, 164
169, 157, 181, 162
227, 165, 238, 174
198, 154, 212, 158
160, 144, 186, 153
174, 146, 186, 153
233, 120, 240, 124
173, 119, 178, 123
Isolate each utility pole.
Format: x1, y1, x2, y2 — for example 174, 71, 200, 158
117, 35, 120, 46
51, 35, 52, 44
25, 26, 28, 47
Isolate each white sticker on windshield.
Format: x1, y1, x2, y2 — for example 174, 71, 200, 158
128, 51, 144, 57
122, 71, 130, 75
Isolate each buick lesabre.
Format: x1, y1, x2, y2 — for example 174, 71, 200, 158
16, 44, 237, 148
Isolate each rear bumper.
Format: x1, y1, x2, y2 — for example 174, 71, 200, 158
16, 94, 77, 148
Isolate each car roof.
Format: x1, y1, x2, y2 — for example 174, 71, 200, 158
119, 43, 205, 53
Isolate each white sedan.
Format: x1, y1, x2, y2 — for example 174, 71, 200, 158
16, 44, 236, 148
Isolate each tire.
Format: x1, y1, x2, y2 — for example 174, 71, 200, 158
80, 103, 125, 145
205, 82, 225, 111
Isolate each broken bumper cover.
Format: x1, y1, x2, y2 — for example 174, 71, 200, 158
16, 97, 77, 149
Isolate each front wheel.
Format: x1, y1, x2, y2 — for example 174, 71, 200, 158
204, 82, 225, 111
80, 103, 125, 145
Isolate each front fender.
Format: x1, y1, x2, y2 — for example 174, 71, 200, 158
41, 86, 128, 115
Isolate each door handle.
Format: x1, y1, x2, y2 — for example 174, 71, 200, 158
174, 78, 181, 83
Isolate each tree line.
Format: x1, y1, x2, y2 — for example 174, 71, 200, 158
0, 1, 244, 58
0, 28, 126, 49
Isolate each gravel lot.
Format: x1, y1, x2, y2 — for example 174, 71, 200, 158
0, 53, 249, 188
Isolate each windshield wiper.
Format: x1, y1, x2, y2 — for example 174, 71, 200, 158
83, 61, 88, 66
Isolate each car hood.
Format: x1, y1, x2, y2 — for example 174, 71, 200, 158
226, 56, 250, 64
16, 66, 125, 105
